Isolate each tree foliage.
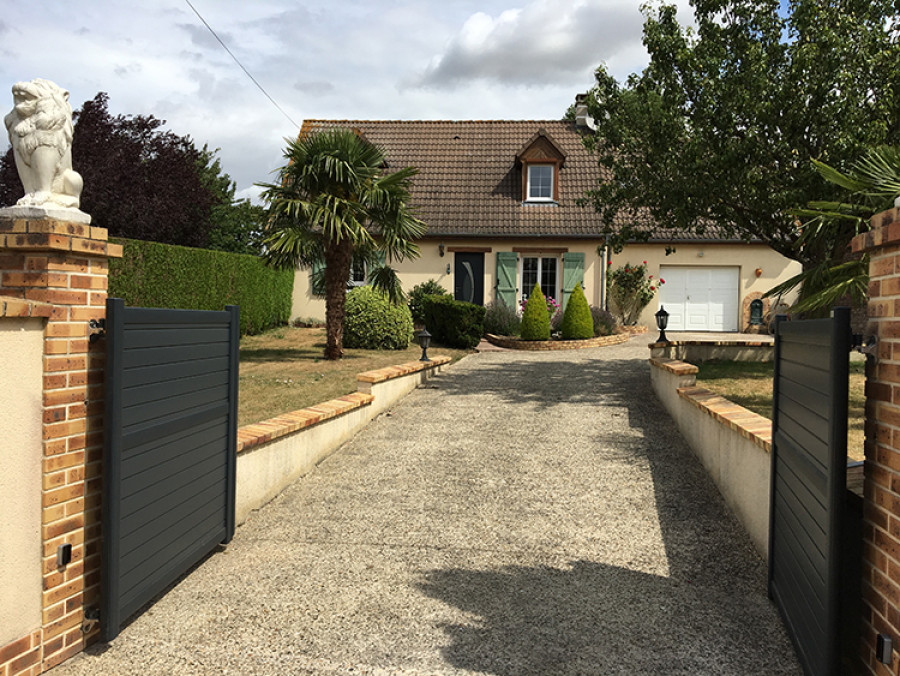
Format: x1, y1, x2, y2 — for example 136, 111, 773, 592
258, 128, 425, 360
0, 92, 263, 252
768, 146, 900, 313
582, 0, 900, 269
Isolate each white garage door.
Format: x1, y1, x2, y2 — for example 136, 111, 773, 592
659, 266, 739, 332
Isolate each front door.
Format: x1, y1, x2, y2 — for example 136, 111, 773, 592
454, 252, 484, 305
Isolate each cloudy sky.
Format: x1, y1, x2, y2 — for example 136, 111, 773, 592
0, 0, 690, 202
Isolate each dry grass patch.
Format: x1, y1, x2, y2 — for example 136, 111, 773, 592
238, 326, 470, 427
695, 360, 865, 462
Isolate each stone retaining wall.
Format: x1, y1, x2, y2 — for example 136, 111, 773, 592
650, 357, 772, 557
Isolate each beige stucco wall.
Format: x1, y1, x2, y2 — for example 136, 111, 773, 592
290, 239, 801, 332
291, 238, 606, 321
0, 318, 44, 646
610, 242, 802, 329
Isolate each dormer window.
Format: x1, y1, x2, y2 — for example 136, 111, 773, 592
516, 128, 565, 204
527, 164, 554, 201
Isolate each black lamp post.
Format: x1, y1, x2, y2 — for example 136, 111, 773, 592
418, 328, 432, 362
655, 306, 670, 344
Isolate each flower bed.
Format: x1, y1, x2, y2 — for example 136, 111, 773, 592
484, 332, 631, 351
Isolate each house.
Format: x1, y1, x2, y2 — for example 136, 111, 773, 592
290, 113, 800, 332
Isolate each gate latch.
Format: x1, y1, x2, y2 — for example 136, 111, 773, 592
89, 318, 106, 344
851, 334, 877, 359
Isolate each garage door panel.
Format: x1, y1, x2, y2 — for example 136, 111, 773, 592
660, 266, 739, 332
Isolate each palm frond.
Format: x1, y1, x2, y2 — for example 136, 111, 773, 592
367, 265, 406, 304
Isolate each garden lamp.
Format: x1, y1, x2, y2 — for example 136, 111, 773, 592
655, 307, 670, 344
418, 328, 432, 362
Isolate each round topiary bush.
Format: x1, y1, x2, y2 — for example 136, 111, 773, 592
560, 283, 593, 339
343, 286, 413, 349
520, 284, 551, 340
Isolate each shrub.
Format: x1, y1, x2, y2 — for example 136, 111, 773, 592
608, 261, 663, 325
422, 295, 485, 348
560, 283, 593, 339
343, 286, 413, 350
108, 237, 293, 335
590, 305, 617, 336
483, 301, 521, 336
408, 279, 450, 324
520, 284, 551, 340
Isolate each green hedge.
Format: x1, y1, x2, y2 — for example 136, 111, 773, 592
422, 295, 485, 349
109, 238, 293, 334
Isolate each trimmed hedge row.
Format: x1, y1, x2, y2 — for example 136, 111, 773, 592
422, 295, 485, 349
108, 238, 293, 334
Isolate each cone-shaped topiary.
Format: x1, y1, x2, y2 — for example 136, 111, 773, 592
520, 284, 551, 340
560, 283, 593, 339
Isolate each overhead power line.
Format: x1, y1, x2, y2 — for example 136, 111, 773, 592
184, 0, 301, 131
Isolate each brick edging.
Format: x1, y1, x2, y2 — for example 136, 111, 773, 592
649, 357, 698, 376
677, 386, 772, 452
236, 356, 451, 453
485, 333, 630, 350
649, 357, 772, 452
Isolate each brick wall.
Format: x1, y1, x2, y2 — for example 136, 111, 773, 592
0, 217, 121, 675
852, 207, 900, 674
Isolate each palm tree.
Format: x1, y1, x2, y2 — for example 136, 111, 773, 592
769, 146, 900, 314
258, 128, 425, 359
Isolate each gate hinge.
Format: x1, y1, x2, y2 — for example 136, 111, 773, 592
851, 334, 877, 359
89, 318, 106, 344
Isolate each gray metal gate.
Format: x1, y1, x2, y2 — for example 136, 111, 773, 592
769, 307, 851, 675
101, 299, 239, 641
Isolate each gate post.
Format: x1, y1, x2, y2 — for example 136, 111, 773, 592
0, 215, 121, 674
852, 208, 900, 674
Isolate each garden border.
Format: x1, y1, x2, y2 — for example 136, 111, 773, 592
485, 332, 632, 351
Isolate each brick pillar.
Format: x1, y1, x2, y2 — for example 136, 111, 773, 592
0, 216, 121, 675
853, 208, 900, 675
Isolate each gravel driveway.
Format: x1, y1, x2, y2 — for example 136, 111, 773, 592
57, 336, 800, 675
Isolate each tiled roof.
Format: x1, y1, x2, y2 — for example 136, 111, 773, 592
299, 119, 741, 242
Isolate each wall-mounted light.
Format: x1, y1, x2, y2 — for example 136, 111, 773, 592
439, 243, 445, 257
755, 267, 762, 277
697, 251, 704, 258
446, 264, 451, 275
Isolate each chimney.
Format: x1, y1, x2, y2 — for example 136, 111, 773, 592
574, 93, 596, 131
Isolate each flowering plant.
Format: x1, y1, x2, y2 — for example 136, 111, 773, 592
520, 293, 561, 319
608, 260, 664, 325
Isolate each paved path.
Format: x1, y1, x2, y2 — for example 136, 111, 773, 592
59, 337, 800, 675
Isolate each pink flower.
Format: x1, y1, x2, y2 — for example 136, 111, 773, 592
642, 260, 647, 264
660, 278, 665, 284
650, 286, 655, 291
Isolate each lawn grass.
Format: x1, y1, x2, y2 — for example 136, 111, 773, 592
238, 326, 471, 427
695, 360, 866, 462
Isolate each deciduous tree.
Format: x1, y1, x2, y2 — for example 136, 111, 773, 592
582, 0, 900, 271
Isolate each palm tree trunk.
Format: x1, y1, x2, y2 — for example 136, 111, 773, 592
323, 239, 354, 360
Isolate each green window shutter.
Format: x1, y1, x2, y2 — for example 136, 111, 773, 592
311, 259, 326, 296
561, 252, 585, 311
496, 252, 518, 307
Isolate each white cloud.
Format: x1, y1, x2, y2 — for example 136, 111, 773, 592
413, 0, 645, 88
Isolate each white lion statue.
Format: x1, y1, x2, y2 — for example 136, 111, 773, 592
4, 79, 83, 210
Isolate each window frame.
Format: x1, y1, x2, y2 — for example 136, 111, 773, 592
348, 259, 367, 288
526, 164, 555, 202
518, 254, 560, 304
